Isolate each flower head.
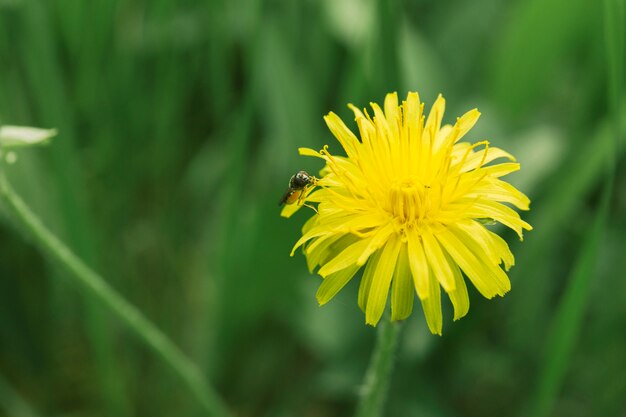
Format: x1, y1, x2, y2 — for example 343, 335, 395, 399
284, 92, 532, 334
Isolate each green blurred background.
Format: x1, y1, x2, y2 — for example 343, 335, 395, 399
0, 0, 624, 416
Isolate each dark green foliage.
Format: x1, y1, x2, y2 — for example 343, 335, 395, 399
0, 0, 624, 416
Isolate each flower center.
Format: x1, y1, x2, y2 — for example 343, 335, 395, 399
388, 178, 430, 225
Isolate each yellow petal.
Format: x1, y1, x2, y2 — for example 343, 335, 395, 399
371, 102, 392, 143
358, 249, 381, 312
403, 92, 422, 128
317, 154, 366, 193
435, 110, 480, 155
281, 203, 303, 218
305, 188, 336, 203
453, 220, 515, 270
356, 223, 395, 265
305, 234, 343, 273
316, 264, 361, 305
391, 244, 414, 321
418, 268, 443, 335
490, 232, 515, 270
460, 147, 516, 173
465, 178, 530, 210
298, 147, 323, 157
318, 238, 374, 277
323, 113, 359, 159
349, 103, 376, 148
452, 220, 498, 265
369, 103, 393, 178
453, 108, 481, 144
435, 228, 509, 298
450, 142, 472, 162
306, 234, 357, 273
476, 162, 520, 178
421, 232, 456, 292
293, 212, 388, 256
384, 92, 400, 139
404, 93, 424, 172
406, 229, 430, 300
424, 94, 445, 144
463, 199, 533, 239
366, 235, 401, 326
444, 252, 470, 320
447, 224, 511, 292
302, 213, 318, 232
434, 124, 454, 149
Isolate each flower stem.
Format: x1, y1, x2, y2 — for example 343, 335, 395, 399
355, 319, 403, 417
0, 172, 231, 417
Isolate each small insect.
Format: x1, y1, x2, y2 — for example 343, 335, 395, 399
279, 170, 318, 207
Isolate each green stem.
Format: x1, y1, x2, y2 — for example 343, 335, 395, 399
0, 172, 231, 417
355, 320, 402, 417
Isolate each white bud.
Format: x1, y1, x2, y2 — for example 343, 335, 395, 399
0, 125, 57, 148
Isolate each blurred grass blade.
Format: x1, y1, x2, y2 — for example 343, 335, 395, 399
506, 113, 626, 342
374, 0, 400, 92
17, 1, 128, 414
604, 0, 624, 155
528, 1, 622, 416
490, 0, 592, 118
506, 103, 626, 352
527, 187, 610, 417
0, 174, 231, 417
0, 374, 42, 417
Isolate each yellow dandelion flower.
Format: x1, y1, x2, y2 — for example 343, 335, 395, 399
283, 92, 532, 335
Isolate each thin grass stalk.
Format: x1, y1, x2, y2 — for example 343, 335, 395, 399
18, 2, 130, 414
0, 172, 231, 417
